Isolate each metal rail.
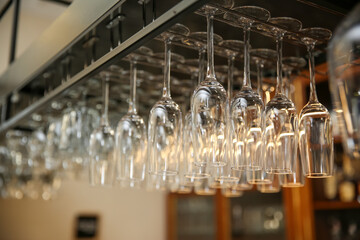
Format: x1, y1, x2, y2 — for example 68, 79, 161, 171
0, 0, 207, 134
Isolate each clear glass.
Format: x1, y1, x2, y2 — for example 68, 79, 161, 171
257, 174, 281, 193
59, 88, 99, 180
116, 58, 147, 188
263, 17, 301, 174
282, 57, 306, 100
6, 130, 31, 199
328, 3, 360, 159
89, 75, 116, 187
299, 28, 334, 178
250, 48, 277, 101
0, 146, 12, 198
192, 3, 232, 168
148, 24, 189, 178
224, 6, 270, 183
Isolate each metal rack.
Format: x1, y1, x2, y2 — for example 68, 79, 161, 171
0, 0, 347, 135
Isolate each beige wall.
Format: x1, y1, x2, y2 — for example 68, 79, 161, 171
0, 3, 166, 239
0, 180, 166, 240
0, 0, 66, 75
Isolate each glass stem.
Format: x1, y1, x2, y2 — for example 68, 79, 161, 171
228, 55, 235, 98
256, 61, 263, 97
242, 24, 251, 89
275, 33, 284, 95
162, 38, 172, 99
198, 47, 206, 85
307, 42, 318, 103
128, 60, 138, 114
101, 78, 110, 126
206, 12, 216, 79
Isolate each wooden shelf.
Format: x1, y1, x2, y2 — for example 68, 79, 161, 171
313, 200, 360, 210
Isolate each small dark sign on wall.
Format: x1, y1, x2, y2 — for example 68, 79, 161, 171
75, 215, 99, 239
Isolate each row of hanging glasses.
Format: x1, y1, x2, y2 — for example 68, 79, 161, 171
0, 1, 336, 198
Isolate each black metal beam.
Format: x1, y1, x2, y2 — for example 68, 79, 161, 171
0, 0, 12, 20
9, 0, 20, 63
42, 0, 71, 6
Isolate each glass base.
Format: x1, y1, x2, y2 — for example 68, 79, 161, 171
266, 169, 292, 174
306, 173, 333, 178
185, 173, 210, 180
282, 183, 304, 188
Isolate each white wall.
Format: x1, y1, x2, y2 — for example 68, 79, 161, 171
0, 180, 166, 240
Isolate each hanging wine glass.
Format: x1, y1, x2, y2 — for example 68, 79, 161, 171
218, 39, 245, 99
116, 48, 152, 188
299, 27, 334, 178
257, 174, 281, 193
282, 56, 306, 100
0, 146, 12, 198
192, 0, 233, 170
148, 24, 190, 181
89, 72, 116, 187
181, 32, 223, 181
194, 178, 216, 196
262, 17, 302, 174
221, 186, 243, 198
250, 48, 277, 101
224, 6, 270, 184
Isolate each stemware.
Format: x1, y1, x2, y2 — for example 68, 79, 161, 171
192, 0, 233, 168
89, 72, 116, 187
262, 17, 302, 174
0, 146, 12, 198
181, 32, 223, 181
299, 27, 334, 178
328, 5, 360, 159
224, 6, 270, 184
148, 24, 189, 180
257, 174, 281, 193
116, 51, 149, 188
250, 48, 277, 100
282, 56, 306, 100
6, 130, 31, 199
218, 39, 244, 98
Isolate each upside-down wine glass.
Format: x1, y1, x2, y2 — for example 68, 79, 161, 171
224, 6, 270, 184
89, 73, 116, 187
250, 48, 277, 101
116, 49, 152, 188
148, 24, 189, 183
299, 27, 334, 178
192, 0, 233, 171
262, 17, 302, 174
282, 56, 306, 100
182, 32, 224, 183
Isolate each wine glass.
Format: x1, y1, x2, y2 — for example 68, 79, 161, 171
250, 48, 277, 100
116, 49, 150, 188
262, 17, 302, 174
218, 39, 245, 98
181, 32, 223, 181
257, 174, 281, 193
328, 6, 360, 159
282, 56, 306, 100
0, 146, 12, 198
224, 6, 270, 184
148, 24, 189, 180
89, 72, 116, 187
299, 27, 333, 178
192, 0, 233, 169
